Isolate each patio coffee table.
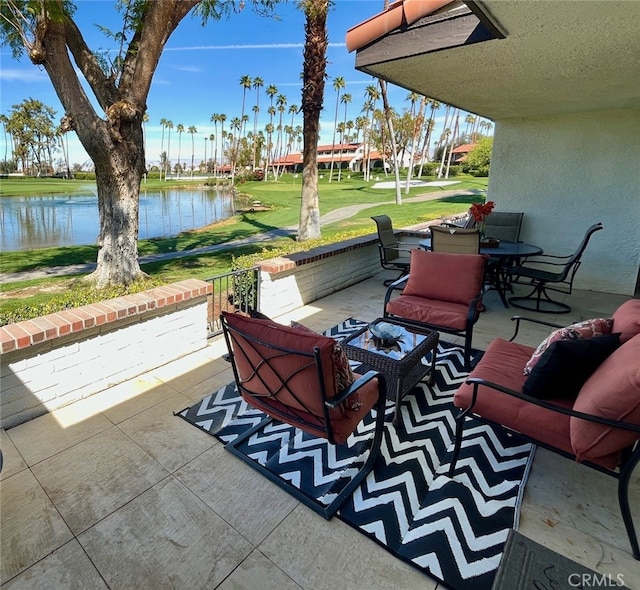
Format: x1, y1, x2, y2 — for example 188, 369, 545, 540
342, 318, 439, 425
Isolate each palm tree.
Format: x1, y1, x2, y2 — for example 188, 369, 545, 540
328, 76, 345, 182
164, 120, 174, 180
379, 80, 402, 202
274, 93, 287, 179
175, 123, 184, 178
364, 84, 380, 181
203, 135, 208, 174
417, 99, 440, 178
337, 92, 351, 181
252, 77, 264, 169
159, 117, 168, 180
218, 113, 227, 171
208, 134, 214, 174
298, 0, 328, 241
210, 113, 221, 175
187, 125, 197, 177
405, 95, 426, 194
464, 114, 476, 143
239, 74, 252, 141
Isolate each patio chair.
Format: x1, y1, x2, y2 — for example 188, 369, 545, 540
509, 222, 604, 314
220, 311, 387, 519
371, 215, 417, 286
430, 225, 480, 254
383, 249, 486, 371
482, 211, 524, 242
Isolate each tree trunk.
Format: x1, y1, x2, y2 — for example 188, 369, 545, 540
379, 80, 402, 204
298, 0, 328, 241
22, 0, 198, 286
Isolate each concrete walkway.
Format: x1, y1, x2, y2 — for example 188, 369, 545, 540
1, 188, 484, 284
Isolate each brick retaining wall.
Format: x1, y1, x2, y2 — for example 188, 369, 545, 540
0, 279, 212, 429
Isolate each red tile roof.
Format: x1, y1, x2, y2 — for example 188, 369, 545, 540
346, 0, 453, 52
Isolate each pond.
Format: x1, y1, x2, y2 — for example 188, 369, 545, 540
0, 187, 236, 251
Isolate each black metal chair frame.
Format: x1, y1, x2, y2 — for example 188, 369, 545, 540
448, 316, 640, 560
221, 314, 387, 519
509, 222, 603, 314
371, 215, 415, 286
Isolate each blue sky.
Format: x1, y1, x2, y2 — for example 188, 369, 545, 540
0, 0, 479, 168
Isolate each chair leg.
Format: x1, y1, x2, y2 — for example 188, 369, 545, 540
509, 283, 572, 314
383, 269, 407, 287
618, 450, 640, 560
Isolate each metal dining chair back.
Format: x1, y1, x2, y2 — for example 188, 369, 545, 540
430, 225, 481, 254
483, 212, 524, 242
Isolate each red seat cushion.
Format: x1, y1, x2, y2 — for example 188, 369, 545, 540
386, 295, 470, 331
453, 338, 575, 455
571, 334, 640, 468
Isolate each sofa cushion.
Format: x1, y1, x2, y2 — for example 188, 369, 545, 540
402, 249, 485, 306
524, 317, 614, 375
523, 333, 621, 400
570, 334, 640, 468
386, 295, 470, 331
454, 338, 575, 455
612, 298, 640, 343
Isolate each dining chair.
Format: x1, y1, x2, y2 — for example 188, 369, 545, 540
429, 225, 480, 254
509, 222, 604, 313
482, 212, 524, 242
371, 215, 418, 286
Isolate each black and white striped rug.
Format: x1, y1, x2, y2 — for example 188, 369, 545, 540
177, 318, 534, 590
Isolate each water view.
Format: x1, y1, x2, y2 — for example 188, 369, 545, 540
0, 187, 236, 251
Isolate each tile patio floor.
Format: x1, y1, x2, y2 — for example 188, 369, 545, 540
1, 273, 639, 589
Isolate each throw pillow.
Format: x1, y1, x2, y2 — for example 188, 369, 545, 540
523, 317, 614, 375
290, 321, 358, 400
522, 333, 621, 400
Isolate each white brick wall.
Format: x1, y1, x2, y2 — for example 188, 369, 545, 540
1, 300, 208, 429
260, 243, 380, 317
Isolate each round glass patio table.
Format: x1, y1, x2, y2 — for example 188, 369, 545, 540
418, 238, 543, 307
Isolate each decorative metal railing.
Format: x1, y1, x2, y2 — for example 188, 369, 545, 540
204, 267, 261, 337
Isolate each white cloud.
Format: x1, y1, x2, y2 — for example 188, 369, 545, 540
0, 68, 50, 82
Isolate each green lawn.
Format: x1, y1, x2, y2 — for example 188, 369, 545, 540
0, 172, 488, 324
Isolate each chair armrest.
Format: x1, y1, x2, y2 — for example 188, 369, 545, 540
383, 275, 410, 306
514, 253, 572, 268
379, 244, 414, 254
462, 377, 640, 434
509, 315, 563, 341
326, 370, 385, 407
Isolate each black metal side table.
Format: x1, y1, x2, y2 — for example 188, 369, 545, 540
342, 318, 439, 425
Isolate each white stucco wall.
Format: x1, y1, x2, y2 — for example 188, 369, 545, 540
488, 108, 640, 295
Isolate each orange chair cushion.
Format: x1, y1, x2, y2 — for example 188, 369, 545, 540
454, 338, 575, 456
571, 333, 640, 468
402, 249, 485, 306
612, 298, 640, 343
386, 295, 470, 332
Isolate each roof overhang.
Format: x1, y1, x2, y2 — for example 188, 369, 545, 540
347, 0, 640, 120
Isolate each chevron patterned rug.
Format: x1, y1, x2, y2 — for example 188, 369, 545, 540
177, 318, 535, 590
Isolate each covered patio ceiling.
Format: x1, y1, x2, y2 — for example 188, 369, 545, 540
347, 0, 640, 120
